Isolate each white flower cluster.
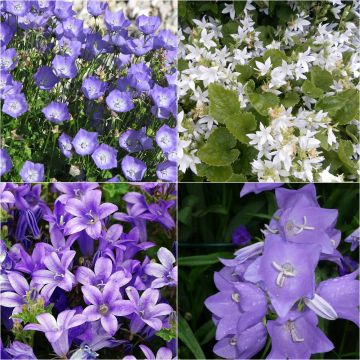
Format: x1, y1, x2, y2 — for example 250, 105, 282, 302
178, 0, 359, 182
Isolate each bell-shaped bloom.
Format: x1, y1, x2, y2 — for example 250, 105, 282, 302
156, 161, 177, 182
119, 128, 153, 153
0, 22, 15, 47
24, 310, 86, 357
124, 345, 174, 360
0, 48, 18, 71
278, 203, 338, 254
4, 341, 37, 360
232, 225, 251, 246
275, 183, 318, 209
154, 30, 177, 51
213, 322, 267, 359
87, 0, 107, 16
121, 155, 147, 181
82, 282, 134, 336
32, 250, 76, 299
104, 9, 131, 30
245, 236, 320, 318
64, 189, 118, 239
42, 101, 70, 123
155, 125, 177, 153
0, 148, 12, 176
72, 129, 98, 156
91, 144, 117, 170
136, 15, 161, 35
54, 183, 99, 203
62, 17, 84, 39
106, 90, 134, 113
345, 228, 359, 251
240, 183, 283, 197
52, 55, 77, 79
267, 310, 334, 359
33, 66, 59, 91
0, 183, 15, 209
58, 133, 73, 158
53, 1, 75, 19
0, 272, 40, 315
128, 62, 153, 91
76, 256, 131, 289
19, 161, 44, 182
125, 286, 173, 333
58, 36, 82, 58
151, 85, 176, 119
5, 1, 31, 16
316, 270, 359, 326
81, 76, 107, 100
145, 247, 177, 288
126, 37, 154, 56
2, 94, 28, 118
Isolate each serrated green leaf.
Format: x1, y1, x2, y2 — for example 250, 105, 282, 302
316, 132, 330, 151
256, 26, 275, 45
263, 49, 288, 67
338, 139, 357, 174
302, 79, 323, 98
281, 92, 300, 108
310, 66, 333, 92
225, 111, 257, 143
227, 173, 247, 182
196, 163, 233, 182
235, 64, 254, 83
209, 83, 240, 124
197, 127, 240, 166
248, 92, 279, 116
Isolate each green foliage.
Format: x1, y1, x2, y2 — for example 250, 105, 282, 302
302, 79, 324, 98
156, 320, 177, 341
310, 66, 333, 92
197, 127, 240, 166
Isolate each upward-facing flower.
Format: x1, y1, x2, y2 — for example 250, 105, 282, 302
82, 282, 134, 336
0, 148, 12, 176
106, 90, 134, 113
125, 286, 173, 333
72, 129, 98, 156
151, 85, 176, 119
2, 94, 28, 118
58, 133, 73, 158
136, 15, 161, 35
19, 161, 44, 182
155, 125, 177, 153
32, 250, 76, 299
87, 0, 107, 16
119, 128, 153, 153
42, 101, 70, 123
145, 247, 177, 288
104, 9, 131, 31
121, 155, 147, 181
52, 55, 77, 79
0, 48, 18, 71
81, 76, 107, 100
53, 1, 75, 19
24, 310, 86, 357
33, 66, 59, 91
64, 189, 118, 239
91, 144, 117, 170
0, 22, 14, 47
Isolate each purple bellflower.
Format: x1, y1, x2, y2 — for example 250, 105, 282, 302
345, 228, 359, 251
136, 15, 161, 35
232, 225, 252, 246
19, 161, 44, 182
42, 101, 70, 123
82, 282, 134, 336
64, 189, 118, 239
81, 76, 107, 100
91, 144, 118, 170
119, 128, 153, 153
0, 148, 12, 176
72, 128, 98, 156
2, 93, 28, 118
33, 66, 59, 90
58, 133, 73, 158
52, 55, 78, 79
240, 183, 283, 197
156, 161, 177, 182
121, 155, 147, 181
87, 0, 107, 17
106, 90, 134, 113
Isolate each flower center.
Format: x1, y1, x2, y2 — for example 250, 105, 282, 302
286, 320, 304, 343
285, 216, 315, 235
80, 141, 88, 149
99, 304, 109, 315
231, 293, 240, 303
230, 337, 237, 346
272, 261, 296, 287
27, 170, 37, 181
127, 168, 135, 177
86, 210, 97, 224
54, 272, 65, 281
114, 98, 125, 110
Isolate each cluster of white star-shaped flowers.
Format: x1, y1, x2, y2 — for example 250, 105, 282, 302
178, 0, 359, 182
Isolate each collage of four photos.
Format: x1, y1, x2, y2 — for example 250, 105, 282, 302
0, 0, 359, 359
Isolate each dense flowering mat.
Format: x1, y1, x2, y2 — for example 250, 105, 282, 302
178, 183, 359, 359
178, 0, 359, 182
0, 1, 176, 182
0, 182, 176, 359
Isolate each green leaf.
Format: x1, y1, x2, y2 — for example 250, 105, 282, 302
315, 89, 359, 124
226, 173, 247, 182
256, 26, 275, 45
195, 320, 216, 346
178, 58, 188, 72
222, 21, 238, 46
234, 1, 246, 15
199, 2, 219, 15
209, 83, 240, 124
281, 92, 300, 108
197, 127, 240, 166
178, 315, 206, 360
179, 252, 233, 266
225, 111, 257, 143
263, 49, 288, 67
196, 163, 233, 182
338, 139, 358, 174
316, 131, 330, 151
156, 321, 176, 341
235, 64, 254, 83
310, 66, 332, 92
248, 92, 279, 116
302, 79, 323, 98
345, 124, 359, 143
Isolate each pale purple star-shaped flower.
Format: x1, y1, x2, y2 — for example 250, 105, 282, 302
42, 101, 70, 123
91, 144, 118, 170
72, 129, 98, 156
19, 161, 44, 182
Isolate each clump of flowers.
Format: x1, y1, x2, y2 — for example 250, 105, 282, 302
0, 182, 177, 359
178, 0, 359, 182
205, 183, 359, 359
0, 0, 176, 182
